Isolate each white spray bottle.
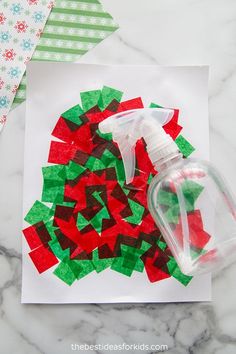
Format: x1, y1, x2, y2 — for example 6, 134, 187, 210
99, 108, 236, 276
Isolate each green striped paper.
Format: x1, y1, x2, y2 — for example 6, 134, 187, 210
12, 0, 118, 107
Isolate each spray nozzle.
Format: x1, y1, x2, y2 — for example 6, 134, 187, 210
99, 108, 179, 184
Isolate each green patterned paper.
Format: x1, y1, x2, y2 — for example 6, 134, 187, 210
13, 0, 118, 107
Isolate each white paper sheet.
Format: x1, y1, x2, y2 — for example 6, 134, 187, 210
22, 63, 211, 303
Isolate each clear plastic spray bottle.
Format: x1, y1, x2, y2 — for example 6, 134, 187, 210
99, 108, 236, 276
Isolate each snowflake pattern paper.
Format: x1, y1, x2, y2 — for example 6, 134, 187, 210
12, 0, 119, 108
0, 0, 53, 130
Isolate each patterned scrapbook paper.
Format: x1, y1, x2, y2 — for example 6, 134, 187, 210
12, 0, 119, 108
0, 0, 53, 131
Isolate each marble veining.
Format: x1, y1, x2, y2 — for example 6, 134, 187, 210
0, 0, 236, 353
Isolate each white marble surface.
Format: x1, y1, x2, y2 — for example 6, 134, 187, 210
0, 0, 236, 353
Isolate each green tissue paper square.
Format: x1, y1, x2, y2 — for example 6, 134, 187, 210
175, 135, 195, 157
24, 201, 53, 225
167, 257, 192, 286
61, 104, 84, 126
98, 86, 123, 110
80, 90, 101, 112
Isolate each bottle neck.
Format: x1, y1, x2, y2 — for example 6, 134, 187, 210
145, 126, 183, 173
153, 152, 183, 173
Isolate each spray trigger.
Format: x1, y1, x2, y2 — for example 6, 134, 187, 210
99, 108, 176, 184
